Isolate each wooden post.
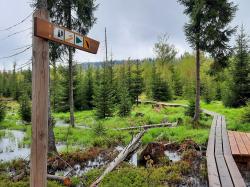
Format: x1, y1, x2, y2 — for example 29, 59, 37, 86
30, 7, 49, 187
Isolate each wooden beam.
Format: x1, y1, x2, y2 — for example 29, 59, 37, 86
30, 8, 49, 187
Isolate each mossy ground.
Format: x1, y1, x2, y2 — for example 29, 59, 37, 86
0, 100, 248, 186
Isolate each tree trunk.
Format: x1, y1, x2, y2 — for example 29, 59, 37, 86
67, 1, 75, 127
52, 61, 56, 111
68, 47, 75, 127
48, 65, 58, 154
193, 45, 200, 122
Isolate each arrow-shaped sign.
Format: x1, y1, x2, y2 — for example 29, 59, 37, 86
34, 17, 99, 54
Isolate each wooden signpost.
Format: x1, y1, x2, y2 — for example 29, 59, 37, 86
34, 17, 99, 54
31, 7, 99, 187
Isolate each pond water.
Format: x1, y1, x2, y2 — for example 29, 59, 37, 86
55, 155, 109, 177
0, 130, 29, 162
0, 129, 67, 162
164, 150, 181, 162
55, 120, 91, 129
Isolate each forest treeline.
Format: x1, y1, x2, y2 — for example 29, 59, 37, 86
0, 26, 249, 120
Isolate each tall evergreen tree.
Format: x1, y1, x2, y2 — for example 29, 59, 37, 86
118, 65, 132, 116
132, 60, 144, 105
93, 64, 115, 118
224, 26, 250, 107
47, 0, 98, 127
178, 0, 237, 122
171, 66, 183, 97
75, 65, 94, 110
151, 63, 172, 101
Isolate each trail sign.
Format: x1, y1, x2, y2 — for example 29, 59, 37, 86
34, 17, 99, 54
65, 30, 75, 44
75, 34, 83, 47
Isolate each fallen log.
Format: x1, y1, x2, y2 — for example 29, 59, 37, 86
112, 122, 177, 131
90, 130, 147, 187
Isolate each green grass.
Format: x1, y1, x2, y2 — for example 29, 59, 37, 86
201, 101, 250, 132
3, 100, 248, 149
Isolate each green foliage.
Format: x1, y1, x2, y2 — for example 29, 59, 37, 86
178, 0, 237, 69
241, 101, 250, 123
223, 26, 250, 107
92, 122, 107, 137
185, 99, 195, 117
151, 63, 172, 101
18, 93, 31, 123
171, 66, 183, 97
93, 67, 115, 118
117, 65, 132, 116
118, 81, 132, 117
0, 101, 6, 122
75, 65, 94, 110
154, 34, 177, 64
132, 60, 144, 105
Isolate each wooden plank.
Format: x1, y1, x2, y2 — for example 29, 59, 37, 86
239, 132, 250, 155
221, 116, 231, 156
206, 116, 217, 156
234, 132, 248, 155
216, 155, 234, 187
215, 116, 223, 156
30, 9, 49, 187
207, 154, 221, 187
206, 116, 221, 187
246, 133, 250, 140
224, 155, 246, 187
228, 131, 240, 155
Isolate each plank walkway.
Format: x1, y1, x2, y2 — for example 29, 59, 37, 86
140, 100, 246, 187
228, 131, 250, 157
206, 114, 247, 187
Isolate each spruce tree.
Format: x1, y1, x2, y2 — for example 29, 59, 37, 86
132, 60, 144, 105
93, 64, 115, 118
171, 66, 183, 97
47, 0, 98, 127
151, 63, 172, 101
225, 26, 250, 107
84, 65, 94, 109
18, 93, 31, 123
118, 64, 132, 116
178, 0, 237, 122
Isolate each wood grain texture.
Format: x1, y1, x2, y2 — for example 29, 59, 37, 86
30, 9, 49, 187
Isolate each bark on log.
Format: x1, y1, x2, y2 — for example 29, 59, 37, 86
13, 171, 25, 182
90, 130, 147, 187
112, 122, 177, 131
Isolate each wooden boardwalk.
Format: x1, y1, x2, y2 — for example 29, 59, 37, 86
228, 131, 250, 157
140, 100, 246, 187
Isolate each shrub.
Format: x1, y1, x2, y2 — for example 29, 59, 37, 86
185, 100, 195, 117
241, 101, 250, 123
0, 101, 6, 122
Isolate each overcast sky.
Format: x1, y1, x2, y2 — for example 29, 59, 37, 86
0, 0, 249, 70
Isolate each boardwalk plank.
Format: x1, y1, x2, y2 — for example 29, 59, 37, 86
234, 132, 248, 155
221, 116, 231, 156
224, 155, 247, 187
228, 131, 240, 155
215, 155, 234, 187
215, 116, 223, 156
239, 132, 250, 155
